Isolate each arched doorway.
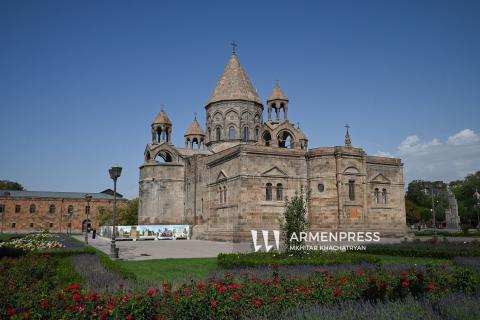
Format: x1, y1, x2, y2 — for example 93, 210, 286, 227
82, 219, 91, 233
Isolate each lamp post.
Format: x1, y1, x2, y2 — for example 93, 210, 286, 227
84, 194, 92, 244
424, 186, 438, 236
109, 165, 122, 259
474, 189, 480, 230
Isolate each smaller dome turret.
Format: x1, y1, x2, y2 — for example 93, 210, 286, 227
184, 113, 206, 149
267, 83, 289, 122
151, 105, 172, 144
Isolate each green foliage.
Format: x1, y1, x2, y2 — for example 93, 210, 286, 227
280, 186, 309, 254
406, 171, 480, 226
217, 251, 380, 268
0, 179, 24, 190
362, 245, 480, 259
98, 198, 139, 226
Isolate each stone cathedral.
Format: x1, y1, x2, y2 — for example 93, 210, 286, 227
139, 52, 408, 241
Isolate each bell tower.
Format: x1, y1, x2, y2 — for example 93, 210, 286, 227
151, 105, 172, 144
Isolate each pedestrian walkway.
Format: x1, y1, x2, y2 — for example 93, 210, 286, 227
74, 235, 251, 260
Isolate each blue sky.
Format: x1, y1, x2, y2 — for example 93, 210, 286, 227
1, 0, 479, 198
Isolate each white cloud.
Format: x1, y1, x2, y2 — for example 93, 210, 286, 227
376, 129, 480, 183
374, 151, 393, 157
446, 129, 480, 146
398, 135, 441, 155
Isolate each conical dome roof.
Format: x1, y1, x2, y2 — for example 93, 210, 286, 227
206, 54, 261, 106
184, 115, 205, 136
268, 83, 288, 102
153, 107, 171, 125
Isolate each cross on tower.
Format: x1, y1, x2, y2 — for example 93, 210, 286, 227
194, 112, 197, 120
231, 41, 237, 54
345, 123, 350, 131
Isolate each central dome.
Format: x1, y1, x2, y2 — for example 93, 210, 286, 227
206, 53, 262, 106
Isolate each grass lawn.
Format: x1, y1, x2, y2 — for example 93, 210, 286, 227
117, 257, 219, 284
114, 254, 454, 284
0, 233, 22, 241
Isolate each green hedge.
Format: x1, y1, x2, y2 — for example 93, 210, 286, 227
217, 251, 380, 268
362, 246, 480, 259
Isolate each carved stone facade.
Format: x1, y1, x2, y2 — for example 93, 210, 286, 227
139, 52, 408, 241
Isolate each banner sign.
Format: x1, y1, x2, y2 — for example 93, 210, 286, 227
98, 225, 190, 240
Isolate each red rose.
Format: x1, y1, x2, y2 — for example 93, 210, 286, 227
225, 272, 233, 278
89, 293, 99, 301
125, 314, 133, 320
218, 286, 227, 293
401, 271, 407, 276
334, 287, 341, 297
401, 280, 408, 287
147, 289, 157, 296
73, 293, 81, 302
427, 282, 435, 290
196, 283, 205, 291
162, 283, 170, 294
8, 281, 16, 287
231, 293, 241, 300
210, 299, 217, 308
253, 300, 262, 308
228, 283, 239, 290
66, 284, 81, 292
40, 300, 49, 309
7, 308, 15, 316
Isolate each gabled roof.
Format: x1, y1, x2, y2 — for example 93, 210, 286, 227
206, 54, 262, 106
268, 83, 288, 102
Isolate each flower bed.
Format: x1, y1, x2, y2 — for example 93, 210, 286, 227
218, 251, 381, 268
2, 252, 479, 319
0, 232, 64, 251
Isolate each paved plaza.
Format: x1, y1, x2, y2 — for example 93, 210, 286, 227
75, 235, 251, 260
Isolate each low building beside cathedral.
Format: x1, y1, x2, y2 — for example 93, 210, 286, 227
139, 52, 408, 241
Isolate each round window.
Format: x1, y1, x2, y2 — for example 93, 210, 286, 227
318, 183, 325, 192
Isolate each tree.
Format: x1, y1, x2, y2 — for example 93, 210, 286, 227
97, 198, 139, 226
0, 180, 24, 191
280, 186, 309, 255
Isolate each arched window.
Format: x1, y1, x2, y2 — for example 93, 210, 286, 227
374, 188, 379, 204
228, 127, 236, 140
276, 183, 283, 201
29, 204, 36, 213
255, 127, 259, 141
156, 127, 162, 142
49, 204, 56, 214
156, 151, 173, 163
348, 180, 355, 201
219, 187, 223, 204
278, 131, 294, 148
216, 127, 221, 141
382, 188, 387, 204
263, 131, 272, 147
68, 205, 74, 215
243, 127, 249, 142
266, 183, 273, 201
223, 186, 227, 203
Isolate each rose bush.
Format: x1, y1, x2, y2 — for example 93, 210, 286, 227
1, 252, 479, 319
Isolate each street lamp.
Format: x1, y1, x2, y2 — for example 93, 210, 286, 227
424, 185, 439, 236
109, 165, 122, 259
474, 189, 480, 230
84, 194, 92, 244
